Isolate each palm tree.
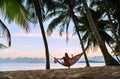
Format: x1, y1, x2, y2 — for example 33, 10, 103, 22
25, 0, 54, 69
79, 8, 120, 63
45, 0, 90, 67
72, 15, 90, 67
81, 0, 120, 65
0, 0, 51, 69
0, 0, 32, 48
90, 0, 120, 56
30, 0, 50, 69
77, 8, 112, 52
103, 0, 120, 59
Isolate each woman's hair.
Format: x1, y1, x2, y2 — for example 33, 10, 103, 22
65, 53, 69, 57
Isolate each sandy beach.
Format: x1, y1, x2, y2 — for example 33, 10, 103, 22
0, 66, 120, 79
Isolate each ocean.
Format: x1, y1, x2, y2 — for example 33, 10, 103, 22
0, 62, 105, 71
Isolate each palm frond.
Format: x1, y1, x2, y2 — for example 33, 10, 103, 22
0, 0, 32, 32
0, 43, 7, 48
0, 20, 11, 47
47, 13, 66, 35
59, 19, 66, 36
82, 31, 89, 44
100, 31, 115, 44
65, 16, 70, 41
45, 11, 63, 21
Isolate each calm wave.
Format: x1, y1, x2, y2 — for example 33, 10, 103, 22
0, 63, 105, 71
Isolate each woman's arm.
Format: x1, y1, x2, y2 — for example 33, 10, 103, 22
57, 57, 63, 60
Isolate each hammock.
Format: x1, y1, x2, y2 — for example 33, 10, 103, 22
54, 53, 84, 68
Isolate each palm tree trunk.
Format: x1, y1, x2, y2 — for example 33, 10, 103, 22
72, 16, 90, 67
32, 0, 50, 69
107, 42, 120, 63
76, 29, 90, 67
81, 0, 120, 66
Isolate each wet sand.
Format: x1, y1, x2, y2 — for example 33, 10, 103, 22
0, 66, 120, 79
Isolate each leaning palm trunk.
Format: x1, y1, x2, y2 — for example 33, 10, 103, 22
32, 0, 50, 69
81, 0, 120, 65
107, 42, 120, 63
72, 15, 90, 67
76, 29, 90, 67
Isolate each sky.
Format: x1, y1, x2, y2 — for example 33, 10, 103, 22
0, 16, 103, 59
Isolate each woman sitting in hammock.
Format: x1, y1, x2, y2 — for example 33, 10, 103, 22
54, 52, 73, 68
62, 53, 70, 61
54, 52, 84, 68
54, 53, 69, 62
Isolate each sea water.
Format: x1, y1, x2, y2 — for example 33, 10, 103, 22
0, 63, 105, 71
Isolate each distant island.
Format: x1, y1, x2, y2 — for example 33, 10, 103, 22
0, 56, 105, 63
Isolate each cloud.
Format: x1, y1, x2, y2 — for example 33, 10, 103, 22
47, 32, 78, 39
12, 32, 42, 38
11, 32, 78, 39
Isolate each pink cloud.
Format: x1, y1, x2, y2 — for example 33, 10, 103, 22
11, 32, 77, 39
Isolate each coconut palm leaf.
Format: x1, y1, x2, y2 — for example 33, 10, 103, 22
0, 0, 32, 32
0, 20, 11, 47
0, 43, 7, 48
47, 13, 66, 35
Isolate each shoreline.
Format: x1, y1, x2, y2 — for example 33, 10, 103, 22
0, 66, 120, 79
